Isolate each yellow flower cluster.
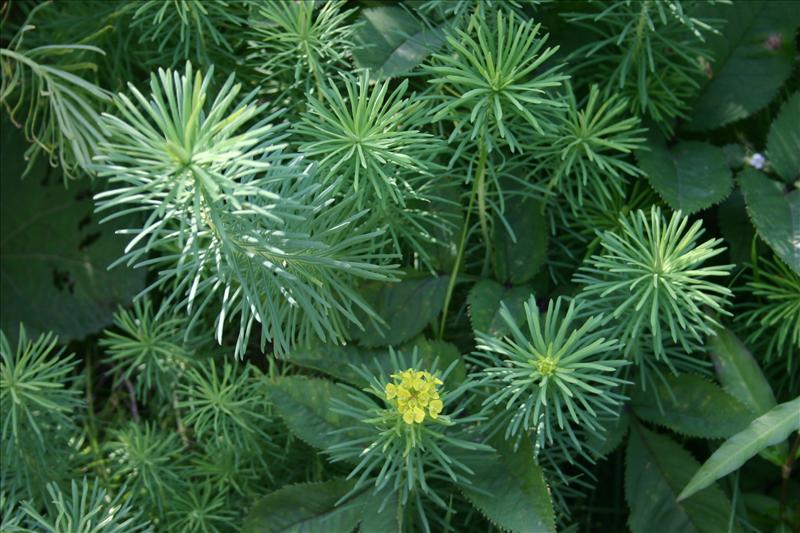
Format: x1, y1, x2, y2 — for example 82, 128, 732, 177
384, 369, 444, 425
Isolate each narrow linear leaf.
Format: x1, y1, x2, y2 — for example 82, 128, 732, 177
626, 423, 741, 533
678, 397, 800, 501
242, 478, 365, 533
707, 328, 776, 416
766, 91, 800, 183
631, 374, 752, 439
739, 168, 800, 273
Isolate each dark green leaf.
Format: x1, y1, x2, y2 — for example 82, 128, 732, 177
717, 189, 759, 266
0, 121, 144, 342
467, 279, 533, 337
636, 136, 732, 214
739, 168, 800, 273
685, 1, 800, 131
267, 376, 368, 452
766, 92, 800, 183
493, 197, 548, 284
678, 397, 800, 501
358, 486, 398, 533
631, 374, 753, 439
707, 328, 776, 416
352, 6, 446, 78
626, 423, 740, 533
352, 275, 449, 347
586, 407, 630, 458
242, 478, 365, 533
461, 437, 555, 533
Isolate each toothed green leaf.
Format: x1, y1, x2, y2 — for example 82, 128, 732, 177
467, 280, 532, 337
631, 374, 753, 439
350, 275, 449, 347
636, 135, 732, 214
267, 376, 369, 452
626, 423, 741, 533
739, 168, 800, 273
460, 437, 555, 533
766, 92, 800, 183
707, 328, 776, 416
242, 478, 365, 533
685, 1, 800, 131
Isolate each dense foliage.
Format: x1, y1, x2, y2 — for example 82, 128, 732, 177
1, 1, 799, 532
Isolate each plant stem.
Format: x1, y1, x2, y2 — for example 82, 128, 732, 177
779, 431, 800, 523
438, 141, 488, 339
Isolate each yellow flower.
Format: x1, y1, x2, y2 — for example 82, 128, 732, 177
383, 367, 445, 425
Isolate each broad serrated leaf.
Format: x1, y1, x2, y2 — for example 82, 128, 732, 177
267, 376, 368, 452
626, 423, 741, 533
493, 197, 548, 284
467, 279, 532, 337
288, 337, 465, 389
632, 374, 753, 439
0, 121, 144, 342
739, 168, 800, 273
242, 478, 365, 533
636, 135, 732, 214
678, 397, 800, 501
707, 328, 776, 416
685, 1, 800, 131
717, 189, 759, 266
352, 6, 446, 78
411, 337, 467, 388
586, 407, 630, 458
358, 486, 398, 533
351, 275, 448, 347
460, 437, 555, 533
766, 92, 800, 183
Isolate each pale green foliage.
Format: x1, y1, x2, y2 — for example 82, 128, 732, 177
107, 422, 186, 514
247, 0, 356, 87
426, 10, 568, 154
539, 84, 646, 211
178, 361, 272, 451
575, 207, 733, 358
473, 296, 628, 450
738, 255, 800, 388
0, 3, 110, 179
21, 478, 151, 533
94, 63, 398, 357
0, 327, 82, 501
100, 299, 204, 403
130, 0, 246, 66
296, 70, 437, 208
565, 0, 718, 131
328, 348, 491, 517
166, 483, 237, 533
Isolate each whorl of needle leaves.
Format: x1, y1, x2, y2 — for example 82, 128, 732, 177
538, 83, 646, 212
0, 2, 110, 180
0, 327, 83, 501
564, 0, 717, 131
295, 70, 438, 208
473, 296, 627, 450
93, 63, 398, 357
425, 9, 568, 154
574, 207, 733, 357
247, 0, 356, 86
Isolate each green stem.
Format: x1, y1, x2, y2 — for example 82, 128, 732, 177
438, 142, 488, 339
475, 142, 491, 275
